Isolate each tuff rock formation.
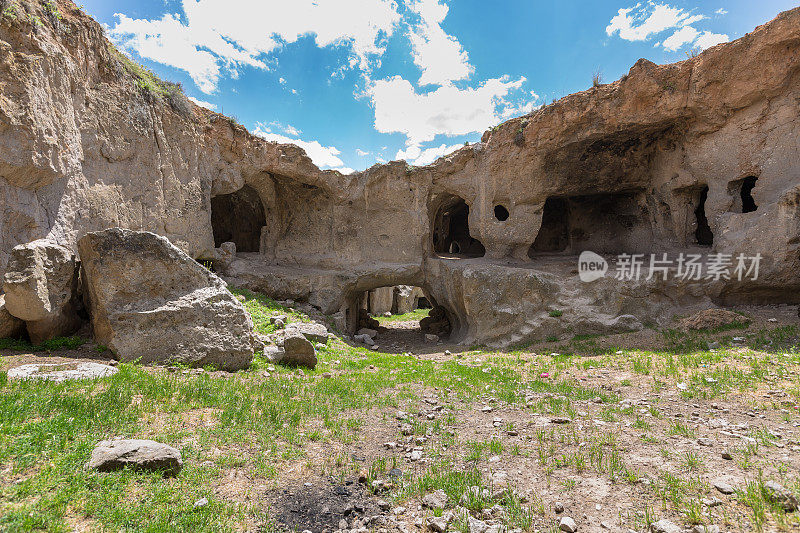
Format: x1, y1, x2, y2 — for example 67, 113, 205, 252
2, 1, 800, 348
77, 228, 255, 370
2, 239, 82, 343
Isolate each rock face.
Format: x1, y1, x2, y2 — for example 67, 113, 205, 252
77, 228, 255, 371
2, 239, 82, 343
8, 362, 118, 382
88, 438, 182, 476
2, 2, 800, 347
0, 295, 25, 339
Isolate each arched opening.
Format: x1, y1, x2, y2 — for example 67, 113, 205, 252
345, 285, 450, 351
494, 205, 510, 221
432, 195, 485, 258
695, 186, 713, 246
211, 185, 266, 252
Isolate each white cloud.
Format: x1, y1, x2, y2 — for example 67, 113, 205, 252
284, 124, 302, 136
607, 3, 729, 53
407, 0, 472, 86
279, 77, 286, 84
606, 3, 705, 42
108, 0, 402, 93
253, 124, 351, 173
187, 96, 217, 110
367, 75, 526, 147
396, 143, 462, 166
694, 30, 729, 50
662, 25, 699, 51
715, 8, 728, 16
356, 149, 370, 156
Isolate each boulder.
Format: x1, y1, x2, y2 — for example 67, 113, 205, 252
77, 229, 255, 371
355, 333, 375, 346
8, 362, 118, 382
2, 239, 82, 344
285, 322, 329, 344
281, 330, 317, 368
88, 438, 182, 476
0, 295, 25, 339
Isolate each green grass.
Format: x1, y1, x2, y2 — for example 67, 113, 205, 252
0, 335, 86, 352
375, 308, 430, 324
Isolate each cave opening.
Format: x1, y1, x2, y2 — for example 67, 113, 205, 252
345, 285, 451, 350
432, 195, 485, 258
695, 186, 714, 246
529, 191, 652, 257
530, 197, 569, 254
210, 185, 266, 253
740, 176, 758, 213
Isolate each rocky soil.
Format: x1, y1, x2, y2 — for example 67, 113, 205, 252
1, 296, 798, 532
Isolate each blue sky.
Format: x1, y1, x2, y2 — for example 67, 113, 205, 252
83, 0, 798, 173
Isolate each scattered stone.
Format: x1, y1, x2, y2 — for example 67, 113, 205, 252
559, 516, 577, 533
425, 333, 439, 343
2, 239, 83, 344
697, 437, 713, 447
409, 450, 423, 461
467, 516, 488, 533
357, 327, 378, 339
88, 438, 182, 476
551, 417, 572, 424
377, 499, 391, 511
650, 519, 681, 533
721, 451, 733, 460
8, 362, 118, 382
422, 489, 449, 509
428, 517, 448, 533
763, 481, 799, 511
554, 501, 565, 513
355, 333, 375, 346
77, 229, 255, 371
691, 525, 719, 533
713, 481, 735, 495
193, 497, 208, 508
281, 330, 318, 368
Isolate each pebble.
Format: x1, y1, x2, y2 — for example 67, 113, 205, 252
558, 516, 577, 533
714, 481, 735, 495
554, 501, 565, 513
193, 497, 208, 508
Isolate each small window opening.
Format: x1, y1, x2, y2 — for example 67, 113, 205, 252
494, 205, 510, 221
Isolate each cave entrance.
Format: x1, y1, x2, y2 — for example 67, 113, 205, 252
530, 197, 569, 254
695, 186, 713, 246
211, 185, 266, 252
432, 196, 485, 258
529, 191, 652, 257
345, 285, 451, 351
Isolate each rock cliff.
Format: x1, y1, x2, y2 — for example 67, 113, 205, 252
2, 0, 800, 346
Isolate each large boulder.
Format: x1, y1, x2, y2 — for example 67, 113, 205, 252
88, 438, 182, 476
77, 228, 255, 371
2, 239, 82, 344
0, 295, 25, 339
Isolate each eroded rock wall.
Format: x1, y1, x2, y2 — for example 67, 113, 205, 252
2, 0, 800, 347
